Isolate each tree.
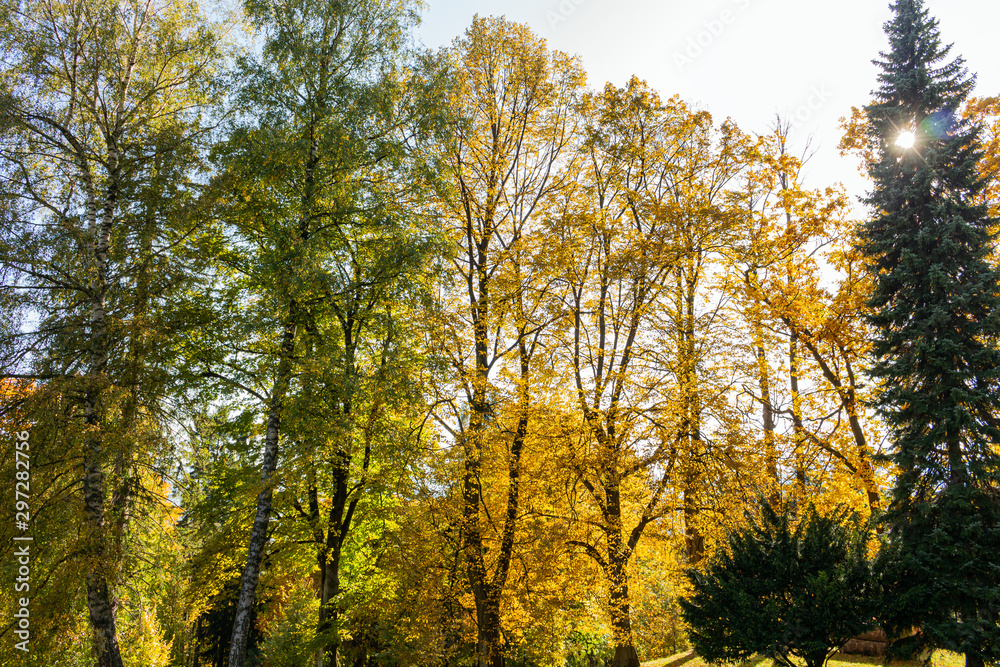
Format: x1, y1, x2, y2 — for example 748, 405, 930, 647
729, 123, 882, 515
551, 80, 747, 667
427, 16, 582, 667
680, 500, 879, 667
858, 2, 1000, 665
0, 0, 224, 663
962, 96, 999, 219
198, 1, 427, 664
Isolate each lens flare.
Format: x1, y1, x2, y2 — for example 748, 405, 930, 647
896, 131, 916, 148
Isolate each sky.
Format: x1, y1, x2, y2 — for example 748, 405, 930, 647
411, 0, 1000, 205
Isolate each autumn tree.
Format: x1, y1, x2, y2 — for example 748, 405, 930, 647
859, 1, 1000, 665
0, 0, 224, 664
728, 124, 882, 515
427, 16, 583, 667
549, 79, 746, 667
963, 96, 999, 219
656, 101, 748, 567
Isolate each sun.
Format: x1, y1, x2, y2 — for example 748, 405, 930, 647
895, 130, 916, 148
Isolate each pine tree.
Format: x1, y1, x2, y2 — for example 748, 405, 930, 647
859, 2, 1000, 666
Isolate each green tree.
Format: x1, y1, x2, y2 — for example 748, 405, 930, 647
0, 0, 224, 663
197, 1, 429, 665
680, 500, 879, 667
858, 2, 1000, 666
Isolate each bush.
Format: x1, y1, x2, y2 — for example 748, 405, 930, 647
679, 500, 879, 667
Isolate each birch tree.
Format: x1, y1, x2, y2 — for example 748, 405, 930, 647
198, 1, 424, 665
0, 1, 223, 663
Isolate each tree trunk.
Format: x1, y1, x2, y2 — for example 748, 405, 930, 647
318, 546, 342, 667
965, 653, 985, 667
788, 328, 808, 500
192, 616, 203, 667
805, 651, 827, 667
316, 455, 351, 667
463, 425, 504, 667
82, 149, 126, 667
608, 551, 640, 667
315, 311, 382, 667
227, 311, 297, 667
753, 316, 780, 504
459, 245, 530, 667
475, 595, 505, 667
678, 262, 705, 564
83, 503, 125, 667
83, 399, 125, 667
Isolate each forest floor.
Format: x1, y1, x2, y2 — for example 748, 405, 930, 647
642, 649, 967, 667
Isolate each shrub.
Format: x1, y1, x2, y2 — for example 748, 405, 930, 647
679, 500, 879, 667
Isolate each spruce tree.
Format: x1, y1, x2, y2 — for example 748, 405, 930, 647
859, 2, 1000, 666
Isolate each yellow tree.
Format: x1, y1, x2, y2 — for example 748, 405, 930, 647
730, 123, 882, 515
549, 79, 747, 667
427, 16, 583, 667
658, 103, 749, 566
963, 96, 999, 219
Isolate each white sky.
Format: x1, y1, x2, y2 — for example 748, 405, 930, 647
412, 0, 999, 205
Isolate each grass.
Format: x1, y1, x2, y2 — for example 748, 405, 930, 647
641, 649, 967, 667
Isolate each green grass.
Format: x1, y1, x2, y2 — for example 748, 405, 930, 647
641, 649, 967, 667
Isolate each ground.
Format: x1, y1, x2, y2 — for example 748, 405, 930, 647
641, 650, 967, 667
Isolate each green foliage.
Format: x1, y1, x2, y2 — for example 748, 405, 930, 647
862, 0, 1000, 508
858, 1, 1000, 663
680, 500, 879, 667
3, 2, 999, 666
0, 0, 228, 661
257, 577, 320, 667
562, 630, 615, 667
877, 486, 1000, 664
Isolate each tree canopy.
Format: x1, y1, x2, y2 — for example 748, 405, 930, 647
1, 1, 997, 667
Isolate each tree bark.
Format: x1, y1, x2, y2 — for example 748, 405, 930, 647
753, 315, 780, 504
788, 328, 808, 500
82, 446, 125, 667
230, 52, 321, 665
227, 310, 297, 667
607, 539, 639, 667
82, 148, 126, 667
317, 536, 343, 667
679, 262, 705, 564
316, 448, 351, 667
312, 305, 387, 667
458, 226, 532, 667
